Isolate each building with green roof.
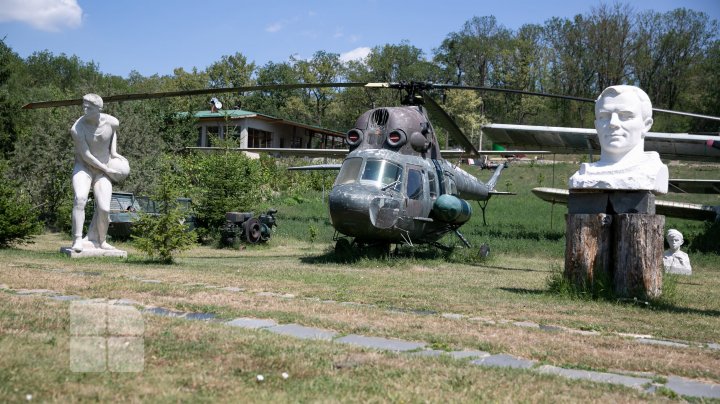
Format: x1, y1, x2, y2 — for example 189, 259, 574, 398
185, 109, 346, 150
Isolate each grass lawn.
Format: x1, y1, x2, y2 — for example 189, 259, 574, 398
1, 160, 718, 402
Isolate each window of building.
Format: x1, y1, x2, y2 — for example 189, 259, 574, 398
248, 128, 272, 148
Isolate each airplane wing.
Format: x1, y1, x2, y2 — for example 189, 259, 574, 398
440, 149, 551, 158
482, 123, 720, 162
531, 187, 719, 221
668, 179, 720, 194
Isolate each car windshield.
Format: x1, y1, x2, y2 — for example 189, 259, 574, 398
361, 159, 403, 188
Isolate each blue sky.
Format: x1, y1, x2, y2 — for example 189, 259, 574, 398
1, 0, 718, 78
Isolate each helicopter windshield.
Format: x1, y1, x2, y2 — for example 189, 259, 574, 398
361, 159, 403, 189
335, 157, 363, 185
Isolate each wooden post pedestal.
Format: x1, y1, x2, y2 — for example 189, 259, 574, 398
564, 191, 665, 299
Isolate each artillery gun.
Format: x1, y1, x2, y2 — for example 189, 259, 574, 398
220, 209, 278, 245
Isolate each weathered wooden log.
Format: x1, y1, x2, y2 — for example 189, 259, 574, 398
614, 214, 665, 299
564, 214, 612, 291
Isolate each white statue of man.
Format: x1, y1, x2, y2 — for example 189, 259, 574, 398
569, 85, 668, 194
70, 94, 129, 252
663, 229, 692, 275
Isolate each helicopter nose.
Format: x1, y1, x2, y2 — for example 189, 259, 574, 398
328, 184, 379, 236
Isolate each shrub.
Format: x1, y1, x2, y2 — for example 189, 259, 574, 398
132, 159, 196, 263
0, 161, 42, 247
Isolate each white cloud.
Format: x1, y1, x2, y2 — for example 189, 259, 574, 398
0, 0, 82, 32
265, 22, 283, 33
340, 47, 371, 63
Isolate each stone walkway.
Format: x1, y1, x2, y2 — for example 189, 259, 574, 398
35, 267, 720, 353
3, 283, 720, 400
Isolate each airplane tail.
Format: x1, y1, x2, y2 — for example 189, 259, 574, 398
486, 162, 506, 191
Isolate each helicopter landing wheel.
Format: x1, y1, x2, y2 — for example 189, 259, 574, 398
335, 238, 352, 257
365, 242, 391, 258
243, 218, 262, 244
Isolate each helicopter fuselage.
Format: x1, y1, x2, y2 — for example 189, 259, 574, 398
328, 105, 498, 246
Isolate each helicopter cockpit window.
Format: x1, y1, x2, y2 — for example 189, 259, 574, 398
361, 159, 402, 190
334, 157, 363, 185
428, 171, 438, 198
406, 168, 424, 200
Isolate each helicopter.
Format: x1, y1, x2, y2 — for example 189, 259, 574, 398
285, 82, 517, 254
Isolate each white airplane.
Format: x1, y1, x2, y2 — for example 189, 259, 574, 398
481, 123, 720, 221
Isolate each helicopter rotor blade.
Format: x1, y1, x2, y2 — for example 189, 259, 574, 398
433, 84, 720, 122
22, 82, 384, 110
420, 90, 479, 156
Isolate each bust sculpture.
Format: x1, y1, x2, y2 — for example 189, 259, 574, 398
69, 94, 129, 253
569, 85, 668, 194
663, 229, 692, 275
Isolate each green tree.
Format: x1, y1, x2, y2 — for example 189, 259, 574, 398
184, 150, 262, 237
0, 161, 42, 247
132, 158, 195, 263
291, 51, 343, 126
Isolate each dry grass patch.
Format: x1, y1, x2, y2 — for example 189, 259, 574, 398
0, 296, 670, 403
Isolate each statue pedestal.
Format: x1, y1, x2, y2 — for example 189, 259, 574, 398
60, 247, 127, 259
565, 191, 664, 299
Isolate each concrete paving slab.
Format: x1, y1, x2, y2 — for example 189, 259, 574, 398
411, 349, 445, 357
50, 295, 82, 301
267, 324, 337, 341
144, 307, 185, 318
536, 365, 652, 389
468, 317, 496, 324
16, 289, 57, 295
471, 354, 536, 369
226, 318, 278, 329
441, 313, 464, 320
220, 286, 244, 292
447, 350, 490, 360
539, 325, 565, 332
335, 334, 426, 352
140, 279, 162, 284
567, 328, 601, 336
513, 321, 539, 328
184, 312, 216, 321
636, 338, 689, 348
709, 343, 720, 350
665, 376, 720, 399
618, 332, 654, 339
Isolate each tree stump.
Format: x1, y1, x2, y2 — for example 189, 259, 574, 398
614, 214, 665, 299
564, 214, 612, 291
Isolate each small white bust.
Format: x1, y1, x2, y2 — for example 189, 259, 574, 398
663, 229, 692, 275
569, 85, 668, 194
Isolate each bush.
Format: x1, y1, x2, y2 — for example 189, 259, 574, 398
0, 161, 42, 247
132, 158, 196, 263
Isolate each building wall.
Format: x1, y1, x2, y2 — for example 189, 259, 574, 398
196, 116, 343, 149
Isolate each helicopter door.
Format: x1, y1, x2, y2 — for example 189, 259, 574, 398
404, 165, 426, 219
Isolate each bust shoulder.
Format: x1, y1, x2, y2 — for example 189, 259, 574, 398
569, 152, 668, 194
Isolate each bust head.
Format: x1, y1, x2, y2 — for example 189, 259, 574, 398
595, 85, 653, 164
666, 228, 684, 252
